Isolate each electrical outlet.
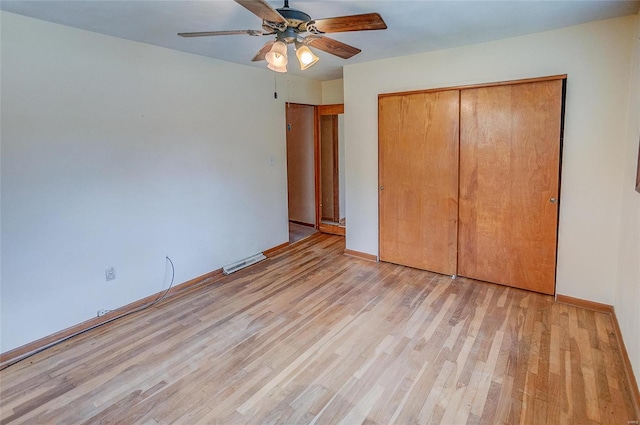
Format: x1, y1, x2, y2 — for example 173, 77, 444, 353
105, 267, 116, 282
97, 309, 109, 317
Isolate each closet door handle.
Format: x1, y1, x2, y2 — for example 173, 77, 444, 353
379, 185, 384, 191
550, 197, 558, 204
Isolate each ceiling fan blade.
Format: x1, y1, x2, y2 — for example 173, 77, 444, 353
309, 13, 387, 33
235, 0, 287, 24
252, 41, 275, 61
178, 29, 267, 37
306, 36, 361, 59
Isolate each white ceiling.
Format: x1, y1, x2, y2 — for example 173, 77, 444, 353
2, 0, 639, 81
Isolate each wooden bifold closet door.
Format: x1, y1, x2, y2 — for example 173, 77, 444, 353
378, 90, 459, 276
458, 80, 562, 294
379, 78, 563, 295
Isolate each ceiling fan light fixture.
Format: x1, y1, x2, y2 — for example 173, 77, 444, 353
265, 41, 288, 67
295, 45, 319, 70
267, 62, 288, 73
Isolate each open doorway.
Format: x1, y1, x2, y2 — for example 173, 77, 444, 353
285, 103, 346, 242
316, 104, 345, 236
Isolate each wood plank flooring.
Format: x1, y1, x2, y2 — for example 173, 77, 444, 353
0, 234, 636, 424
289, 221, 317, 244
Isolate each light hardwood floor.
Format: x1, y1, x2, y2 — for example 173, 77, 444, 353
0, 234, 636, 424
289, 221, 317, 244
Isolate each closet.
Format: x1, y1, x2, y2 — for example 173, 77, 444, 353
378, 77, 564, 295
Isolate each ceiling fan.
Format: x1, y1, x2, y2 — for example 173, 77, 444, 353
178, 0, 387, 72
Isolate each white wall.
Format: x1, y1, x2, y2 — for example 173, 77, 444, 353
344, 16, 636, 305
322, 79, 344, 105
615, 13, 640, 386
279, 74, 322, 106
0, 12, 321, 353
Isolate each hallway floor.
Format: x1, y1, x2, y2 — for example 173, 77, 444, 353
289, 221, 317, 244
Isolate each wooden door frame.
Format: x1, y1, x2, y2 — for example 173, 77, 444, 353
636, 136, 640, 193
316, 104, 345, 236
378, 74, 567, 98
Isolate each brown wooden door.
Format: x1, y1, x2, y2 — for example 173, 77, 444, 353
286, 103, 316, 225
379, 90, 460, 275
458, 80, 563, 294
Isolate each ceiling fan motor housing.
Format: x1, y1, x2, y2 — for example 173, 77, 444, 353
278, 7, 310, 24
276, 27, 298, 43
264, 6, 312, 38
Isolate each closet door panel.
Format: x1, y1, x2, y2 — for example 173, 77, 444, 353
379, 90, 459, 275
458, 80, 562, 294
